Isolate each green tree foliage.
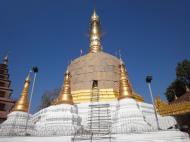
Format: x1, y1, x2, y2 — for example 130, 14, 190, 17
38, 88, 60, 110
176, 60, 190, 85
165, 60, 190, 102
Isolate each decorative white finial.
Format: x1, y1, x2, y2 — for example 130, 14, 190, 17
26, 70, 32, 81
3, 54, 8, 65
186, 85, 190, 93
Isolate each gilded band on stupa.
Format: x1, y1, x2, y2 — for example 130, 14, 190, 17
12, 72, 31, 112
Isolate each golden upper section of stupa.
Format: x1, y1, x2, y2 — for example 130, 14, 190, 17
55, 69, 73, 105
12, 72, 30, 112
89, 10, 102, 53
68, 10, 143, 103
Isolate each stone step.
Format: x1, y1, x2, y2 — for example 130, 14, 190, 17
72, 135, 113, 142
89, 104, 110, 108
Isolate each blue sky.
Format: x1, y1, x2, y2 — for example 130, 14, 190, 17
0, 0, 190, 113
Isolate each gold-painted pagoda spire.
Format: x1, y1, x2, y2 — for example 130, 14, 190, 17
56, 69, 73, 105
118, 59, 134, 100
12, 71, 31, 112
89, 10, 102, 53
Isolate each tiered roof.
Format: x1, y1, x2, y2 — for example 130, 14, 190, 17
0, 55, 15, 122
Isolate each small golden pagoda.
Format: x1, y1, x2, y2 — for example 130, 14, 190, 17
12, 72, 31, 112
118, 60, 133, 100
118, 59, 144, 102
55, 69, 73, 105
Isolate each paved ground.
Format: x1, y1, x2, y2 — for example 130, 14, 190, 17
0, 130, 189, 142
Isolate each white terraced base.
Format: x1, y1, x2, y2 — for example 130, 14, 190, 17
30, 104, 81, 136
112, 98, 177, 133
0, 111, 33, 136
112, 98, 153, 133
77, 99, 176, 133
0, 99, 189, 141
138, 101, 177, 130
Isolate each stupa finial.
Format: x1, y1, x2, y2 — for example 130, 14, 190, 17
89, 10, 102, 53
119, 55, 124, 65
174, 94, 178, 100
186, 85, 190, 93
56, 69, 73, 105
91, 9, 99, 21
3, 54, 8, 65
12, 70, 31, 112
118, 60, 134, 100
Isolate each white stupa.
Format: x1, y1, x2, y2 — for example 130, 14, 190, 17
0, 72, 33, 136
30, 70, 81, 136
111, 61, 177, 133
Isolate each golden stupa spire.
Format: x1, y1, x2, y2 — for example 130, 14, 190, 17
12, 71, 31, 112
89, 10, 102, 53
56, 69, 73, 105
118, 59, 134, 100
